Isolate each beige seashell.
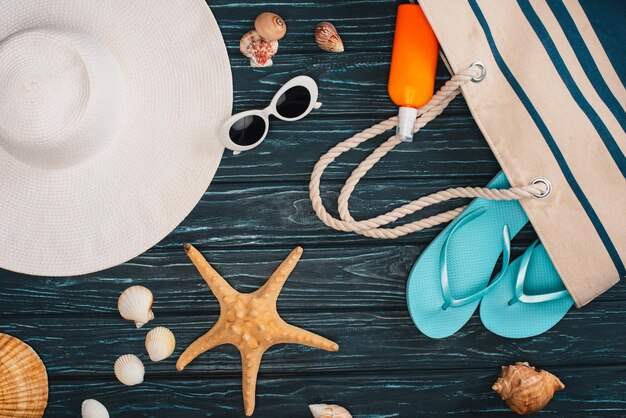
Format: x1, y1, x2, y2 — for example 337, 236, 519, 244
81, 399, 109, 418
145, 326, 176, 362
114, 354, 144, 386
493, 362, 564, 415
118, 285, 154, 328
240, 30, 279, 68
0, 333, 48, 418
314, 22, 344, 53
254, 12, 287, 41
309, 404, 352, 418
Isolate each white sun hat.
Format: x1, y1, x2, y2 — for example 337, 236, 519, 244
0, 0, 232, 276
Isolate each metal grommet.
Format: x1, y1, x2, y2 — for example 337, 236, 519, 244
531, 177, 552, 199
469, 61, 487, 82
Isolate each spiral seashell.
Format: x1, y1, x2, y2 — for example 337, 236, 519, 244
0, 333, 48, 418
145, 326, 176, 362
240, 30, 279, 68
493, 362, 564, 415
114, 354, 144, 386
309, 404, 352, 418
314, 22, 344, 53
118, 285, 154, 328
254, 12, 287, 41
81, 399, 109, 418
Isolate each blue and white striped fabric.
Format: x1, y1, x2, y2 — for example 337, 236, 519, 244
421, 0, 625, 306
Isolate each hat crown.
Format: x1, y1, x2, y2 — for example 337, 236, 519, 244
0, 29, 126, 169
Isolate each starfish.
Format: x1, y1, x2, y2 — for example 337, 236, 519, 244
176, 244, 339, 416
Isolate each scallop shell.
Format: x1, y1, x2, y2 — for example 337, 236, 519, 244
114, 354, 144, 386
240, 30, 279, 68
493, 362, 564, 415
81, 399, 109, 418
314, 22, 344, 53
118, 285, 154, 328
309, 404, 352, 418
254, 12, 287, 41
145, 326, 176, 362
0, 333, 48, 418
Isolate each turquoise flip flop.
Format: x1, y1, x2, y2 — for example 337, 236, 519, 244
406, 172, 529, 338
480, 240, 574, 338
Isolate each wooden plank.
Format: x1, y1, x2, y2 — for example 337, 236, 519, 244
211, 0, 400, 55
226, 52, 470, 116
210, 6, 492, 184
0, 177, 532, 251
1, 301, 624, 377
216, 52, 489, 184
1, 246, 624, 315
159, 179, 538, 249
44, 366, 626, 417
213, 114, 496, 184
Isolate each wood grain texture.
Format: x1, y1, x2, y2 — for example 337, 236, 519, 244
155, 179, 538, 249
43, 366, 626, 417
215, 114, 495, 183
0, 0, 623, 417
212, 0, 400, 54
0, 303, 625, 377
1, 247, 624, 315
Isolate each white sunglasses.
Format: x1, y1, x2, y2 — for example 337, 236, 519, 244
219, 75, 322, 154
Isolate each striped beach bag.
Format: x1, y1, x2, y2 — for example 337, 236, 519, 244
310, 0, 625, 307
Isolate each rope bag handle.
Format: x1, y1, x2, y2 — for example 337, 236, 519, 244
309, 63, 551, 239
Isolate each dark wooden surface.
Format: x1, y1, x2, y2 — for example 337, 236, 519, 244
1, 1, 624, 417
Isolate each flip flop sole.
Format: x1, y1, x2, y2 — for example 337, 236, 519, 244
480, 243, 573, 338
406, 172, 529, 338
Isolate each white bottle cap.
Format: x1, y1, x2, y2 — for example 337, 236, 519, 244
396, 106, 418, 142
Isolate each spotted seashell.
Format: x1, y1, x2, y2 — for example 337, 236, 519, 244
314, 22, 344, 53
240, 30, 279, 67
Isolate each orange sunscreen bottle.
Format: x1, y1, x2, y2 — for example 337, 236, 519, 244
388, 4, 439, 142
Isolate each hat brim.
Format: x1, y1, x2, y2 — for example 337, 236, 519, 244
0, 0, 232, 276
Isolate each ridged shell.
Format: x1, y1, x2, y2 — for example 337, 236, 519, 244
114, 354, 144, 386
145, 327, 176, 362
118, 286, 154, 328
314, 22, 344, 53
493, 362, 564, 415
309, 404, 352, 418
254, 12, 287, 41
0, 333, 48, 418
240, 30, 279, 67
81, 399, 109, 418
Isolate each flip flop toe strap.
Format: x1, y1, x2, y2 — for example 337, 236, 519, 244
508, 240, 570, 305
440, 208, 512, 310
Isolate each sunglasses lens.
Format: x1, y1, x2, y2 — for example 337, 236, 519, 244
276, 86, 311, 118
228, 115, 266, 146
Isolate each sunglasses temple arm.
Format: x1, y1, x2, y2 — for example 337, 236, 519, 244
314, 102, 322, 109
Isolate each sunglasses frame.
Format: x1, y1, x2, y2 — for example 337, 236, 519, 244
219, 75, 322, 154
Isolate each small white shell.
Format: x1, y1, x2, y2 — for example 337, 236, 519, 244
114, 354, 144, 386
82, 399, 109, 418
145, 326, 176, 362
118, 285, 154, 328
309, 404, 353, 418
